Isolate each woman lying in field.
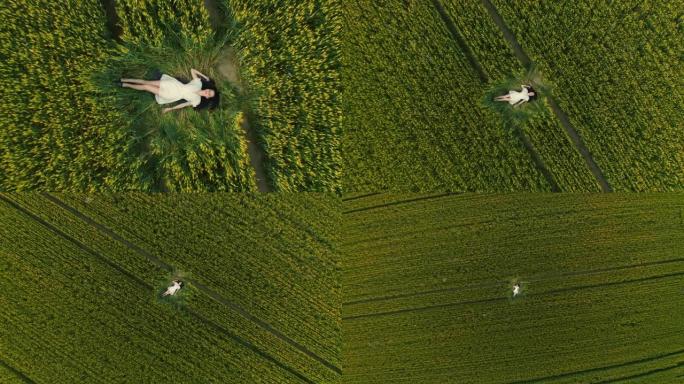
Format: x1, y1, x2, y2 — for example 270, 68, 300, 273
495, 84, 537, 107
119, 68, 220, 113
162, 280, 184, 297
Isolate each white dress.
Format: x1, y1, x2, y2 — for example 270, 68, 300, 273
507, 87, 530, 105
163, 282, 182, 296
155, 74, 202, 107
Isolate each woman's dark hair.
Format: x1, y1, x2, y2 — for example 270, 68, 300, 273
525, 85, 538, 101
194, 78, 220, 111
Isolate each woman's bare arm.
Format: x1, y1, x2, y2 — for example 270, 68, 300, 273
190, 68, 209, 81
163, 101, 193, 113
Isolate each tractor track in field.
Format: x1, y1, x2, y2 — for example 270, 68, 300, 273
479, 0, 613, 192
342, 270, 684, 321
241, 115, 272, 192
431, 0, 488, 83
203, 0, 272, 193
505, 348, 684, 384
1, 195, 319, 384
595, 361, 684, 384
431, 0, 559, 191
40, 193, 341, 376
341, 192, 382, 202
100, 0, 122, 41
342, 193, 454, 214
0, 358, 36, 384
343, 257, 684, 306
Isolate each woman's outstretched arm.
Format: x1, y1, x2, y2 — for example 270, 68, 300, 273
163, 101, 193, 113
190, 68, 209, 81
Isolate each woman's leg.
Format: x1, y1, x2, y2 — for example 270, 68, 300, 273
122, 83, 160, 95
121, 79, 161, 87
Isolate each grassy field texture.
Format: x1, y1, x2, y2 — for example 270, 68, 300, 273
0, 193, 341, 383
0, 0, 342, 192
0, 0, 139, 191
342, 193, 684, 383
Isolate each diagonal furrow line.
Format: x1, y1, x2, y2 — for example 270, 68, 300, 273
41, 193, 341, 375
341, 192, 382, 202
0, 195, 150, 289
342, 193, 454, 214
0, 358, 37, 384
431, 0, 559, 191
512, 125, 561, 191
343, 271, 684, 321
344, 258, 684, 306
505, 349, 684, 384
343, 296, 502, 321
431, 0, 488, 83
1, 195, 315, 384
479, 0, 612, 192
595, 361, 684, 384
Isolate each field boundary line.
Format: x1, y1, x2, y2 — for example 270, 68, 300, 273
343, 271, 684, 320
0, 358, 37, 384
431, 0, 558, 191
342, 193, 454, 214
42, 193, 341, 375
480, 0, 613, 192
344, 258, 684, 306
505, 349, 684, 384
1, 195, 316, 384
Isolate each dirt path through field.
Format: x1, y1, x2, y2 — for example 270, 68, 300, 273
207, 3, 272, 192
480, 0, 613, 192
215, 48, 271, 192
203, 0, 223, 31
41, 193, 339, 375
100, 0, 122, 40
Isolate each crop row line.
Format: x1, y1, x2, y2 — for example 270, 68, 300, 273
431, 0, 559, 191
0, 195, 316, 384
343, 271, 684, 321
0, 357, 36, 384
344, 258, 684, 306
505, 348, 684, 384
479, 0, 612, 192
41, 193, 341, 375
342, 193, 454, 215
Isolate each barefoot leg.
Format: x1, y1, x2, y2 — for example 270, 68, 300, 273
121, 78, 147, 84
123, 83, 160, 95
121, 79, 161, 87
